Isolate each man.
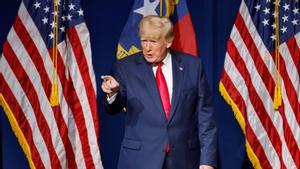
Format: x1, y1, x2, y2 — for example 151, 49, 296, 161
101, 15, 217, 169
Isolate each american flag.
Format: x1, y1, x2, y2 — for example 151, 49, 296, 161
0, 0, 103, 168
220, 0, 300, 168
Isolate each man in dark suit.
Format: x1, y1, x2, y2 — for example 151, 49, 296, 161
101, 15, 217, 169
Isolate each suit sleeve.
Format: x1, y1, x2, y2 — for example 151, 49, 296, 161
103, 62, 127, 115
196, 59, 217, 167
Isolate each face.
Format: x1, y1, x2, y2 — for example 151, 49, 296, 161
140, 35, 172, 64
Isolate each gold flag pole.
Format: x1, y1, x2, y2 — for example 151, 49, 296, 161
50, 0, 60, 106
160, 0, 163, 16
273, 0, 282, 109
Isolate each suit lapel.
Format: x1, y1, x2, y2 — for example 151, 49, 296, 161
168, 52, 184, 123
135, 54, 167, 123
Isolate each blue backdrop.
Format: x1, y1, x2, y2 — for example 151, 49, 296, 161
0, 0, 252, 168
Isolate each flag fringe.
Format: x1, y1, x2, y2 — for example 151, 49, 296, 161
0, 93, 36, 169
219, 82, 262, 169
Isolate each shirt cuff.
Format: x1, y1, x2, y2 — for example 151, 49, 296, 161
107, 93, 117, 104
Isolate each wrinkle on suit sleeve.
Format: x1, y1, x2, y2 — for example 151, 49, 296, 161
196, 59, 217, 167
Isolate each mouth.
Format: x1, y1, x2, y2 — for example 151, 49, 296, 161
145, 53, 152, 58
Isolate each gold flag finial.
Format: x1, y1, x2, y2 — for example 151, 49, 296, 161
165, 0, 179, 17
159, 0, 179, 17
50, 0, 60, 106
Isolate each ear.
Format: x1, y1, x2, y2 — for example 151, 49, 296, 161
166, 41, 173, 48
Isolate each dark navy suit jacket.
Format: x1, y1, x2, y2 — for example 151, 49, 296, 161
104, 50, 217, 169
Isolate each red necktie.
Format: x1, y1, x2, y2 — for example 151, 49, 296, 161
155, 62, 171, 118
155, 62, 171, 152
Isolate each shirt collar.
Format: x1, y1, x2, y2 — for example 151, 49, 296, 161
161, 52, 171, 68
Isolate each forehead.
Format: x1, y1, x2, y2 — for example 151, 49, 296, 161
140, 27, 162, 40
140, 29, 162, 40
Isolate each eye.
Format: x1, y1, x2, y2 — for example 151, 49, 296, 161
150, 40, 158, 44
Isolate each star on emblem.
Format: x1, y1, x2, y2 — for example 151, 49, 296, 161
134, 0, 160, 16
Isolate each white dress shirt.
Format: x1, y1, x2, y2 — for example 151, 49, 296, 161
152, 52, 173, 102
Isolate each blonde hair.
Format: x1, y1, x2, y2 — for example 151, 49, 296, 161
139, 15, 174, 42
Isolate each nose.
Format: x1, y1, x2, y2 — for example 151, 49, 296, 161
145, 42, 152, 51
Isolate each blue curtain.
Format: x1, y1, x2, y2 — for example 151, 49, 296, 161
0, 0, 253, 168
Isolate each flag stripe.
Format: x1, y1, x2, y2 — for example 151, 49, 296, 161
62, 41, 98, 168
226, 40, 285, 168
238, 1, 276, 81
225, 65, 281, 168
0, 56, 51, 168
277, 53, 300, 166
280, 82, 300, 149
280, 43, 300, 105
17, 3, 88, 167
240, 1, 300, 161
19, 3, 96, 167
67, 27, 99, 138
0, 74, 45, 169
230, 22, 287, 163
276, 46, 300, 149
277, 52, 300, 126
235, 12, 275, 94
56, 42, 87, 169
66, 28, 101, 166
279, 76, 300, 149
51, 47, 95, 169
3, 41, 62, 168
221, 0, 300, 168
52, 40, 95, 168
7, 24, 67, 167
279, 78, 300, 167
285, 36, 300, 83
0, 1, 103, 168
232, 21, 300, 168
74, 24, 97, 94
220, 71, 273, 168
12, 15, 78, 168
279, 43, 300, 147
60, 70, 95, 169
234, 7, 300, 167
223, 52, 281, 168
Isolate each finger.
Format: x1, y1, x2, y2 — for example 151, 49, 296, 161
101, 75, 113, 82
102, 82, 112, 91
107, 79, 115, 86
103, 89, 112, 94
104, 80, 115, 89
109, 81, 120, 89
101, 84, 112, 93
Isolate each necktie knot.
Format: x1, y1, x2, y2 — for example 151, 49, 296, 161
157, 61, 164, 67
156, 62, 164, 77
